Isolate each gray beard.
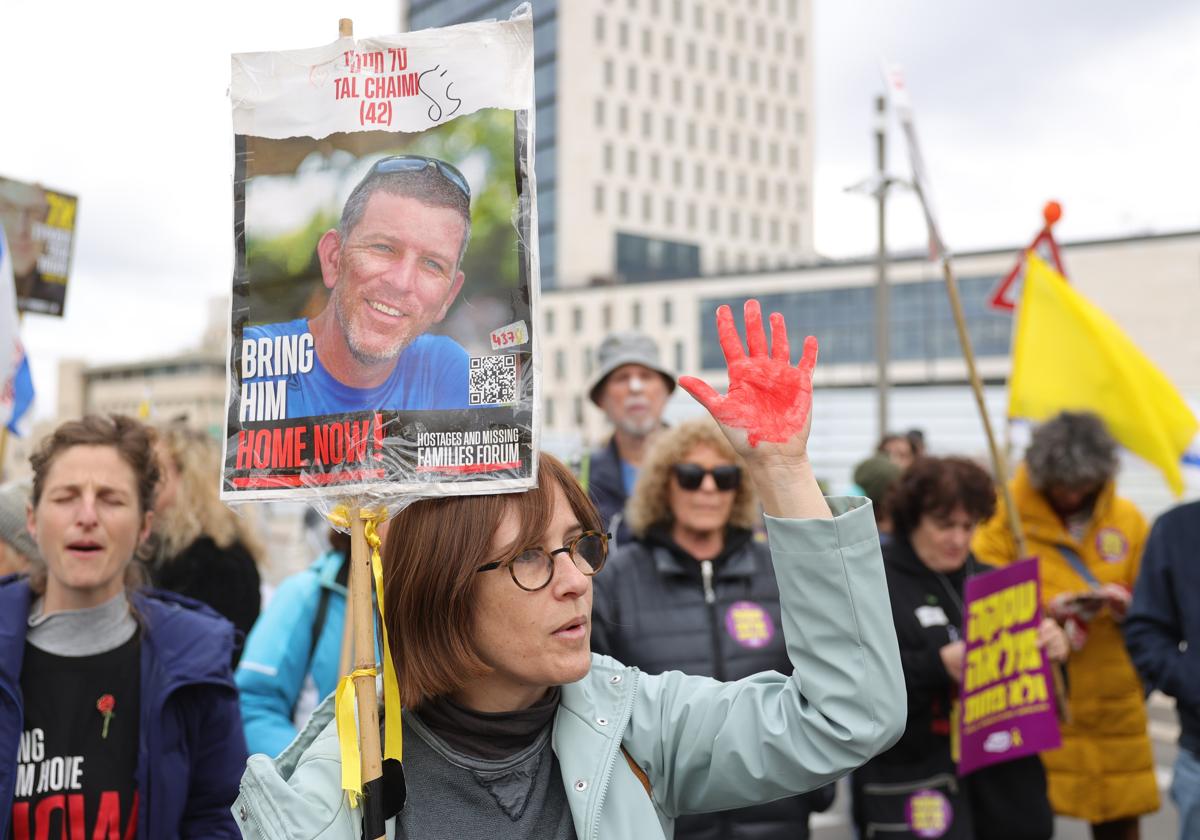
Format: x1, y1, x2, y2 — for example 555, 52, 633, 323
333, 287, 408, 366
614, 414, 660, 438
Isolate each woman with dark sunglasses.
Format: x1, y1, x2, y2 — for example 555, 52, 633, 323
234, 301, 904, 840
591, 418, 837, 840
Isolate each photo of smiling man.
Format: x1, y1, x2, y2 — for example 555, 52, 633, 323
242, 155, 472, 418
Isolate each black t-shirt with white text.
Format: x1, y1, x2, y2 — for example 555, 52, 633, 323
10, 635, 140, 840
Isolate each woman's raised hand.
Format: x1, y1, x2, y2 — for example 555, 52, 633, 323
679, 299, 818, 461
680, 301, 829, 519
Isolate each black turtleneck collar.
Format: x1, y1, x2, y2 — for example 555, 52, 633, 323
413, 686, 561, 762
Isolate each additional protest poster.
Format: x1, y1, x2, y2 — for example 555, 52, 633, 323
0, 176, 78, 316
959, 558, 1062, 775
222, 9, 538, 502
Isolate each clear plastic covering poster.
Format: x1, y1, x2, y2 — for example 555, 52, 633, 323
0, 175, 78, 316
222, 8, 538, 503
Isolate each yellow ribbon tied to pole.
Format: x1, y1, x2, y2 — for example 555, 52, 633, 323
328, 506, 403, 808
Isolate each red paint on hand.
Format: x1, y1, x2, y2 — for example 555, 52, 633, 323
679, 300, 818, 446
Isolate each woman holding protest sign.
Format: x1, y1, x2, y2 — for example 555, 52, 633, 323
0, 415, 246, 839
233, 300, 906, 840
590, 417, 836, 840
852, 456, 1069, 840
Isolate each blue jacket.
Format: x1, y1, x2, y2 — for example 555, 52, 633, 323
0, 577, 247, 839
1124, 500, 1200, 755
236, 550, 347, 757
582, 437, 633, 546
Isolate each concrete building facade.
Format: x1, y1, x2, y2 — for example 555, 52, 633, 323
406, 0, 815, 287
538, 230, 1200, 517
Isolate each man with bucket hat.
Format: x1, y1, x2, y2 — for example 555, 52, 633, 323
580, 331, 676, 544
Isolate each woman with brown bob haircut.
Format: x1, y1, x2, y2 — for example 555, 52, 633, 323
852, 456, 1068, 840
234, 301, 907, 840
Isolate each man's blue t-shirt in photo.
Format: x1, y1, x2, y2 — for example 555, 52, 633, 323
242, 318, 470, 418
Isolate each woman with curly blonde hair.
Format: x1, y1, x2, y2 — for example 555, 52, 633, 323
592, 418, 836, 840
149, 423, 265, 659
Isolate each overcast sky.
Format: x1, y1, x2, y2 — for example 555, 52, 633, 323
2, 0, 1198, 420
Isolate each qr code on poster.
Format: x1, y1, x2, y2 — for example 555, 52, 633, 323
469, 354, 518, 406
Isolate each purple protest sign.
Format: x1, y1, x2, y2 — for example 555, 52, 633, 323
958, 557, 1061, 775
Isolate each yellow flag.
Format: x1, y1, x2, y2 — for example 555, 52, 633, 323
1009, 254, 1198, 495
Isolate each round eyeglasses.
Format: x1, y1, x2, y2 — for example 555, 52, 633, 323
476, 531, 611, 592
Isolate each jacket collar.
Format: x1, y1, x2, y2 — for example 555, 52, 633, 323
645, 527, 756, 579
1012, 464, 1117, 548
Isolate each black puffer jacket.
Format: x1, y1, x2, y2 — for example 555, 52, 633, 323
591, 525, 835, 840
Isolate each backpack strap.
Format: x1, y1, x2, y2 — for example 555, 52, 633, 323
293, 553, 350, 718
1057, 544, 1101, 590
621, 746, 652, 799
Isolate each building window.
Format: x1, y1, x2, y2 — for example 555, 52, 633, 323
574, 396, 584, 427
545, 397, 554, 427
673, 76, 684, 100
546, 309, 555, 335
649, 70, 660, 96
618, 104, 628, 131
642, 193, 653, 221
694, 4, 705, 29
594, 184, 605, 213
728, 131, 739, 155
664, 34, 674, 61
749, 136, 760, 162
788, 145, 799, 168
642, 28, 652, 55
686, 41, 696, 68
750, 215, 761, 241
787, 70, 799, 95
707, 126, 718, 153
603, 303, 613, 329
632, 300, 642, 327
729, 211, 740, 236
727, 53, 739, 80
794, 33, 805, 58
573, 307, 583, 331
735, 17, 746, 40
749, 59, 759, 84
626, 65, 637, 92
675, 340, 685, 371
603, 143, 613, 171
664, 197, 675, 226
664, 115, 675, 142
604, 59, 614, 85
715, 168, 726, 193
641, 110, 652, 138
583, 347, 594, 375
673, 0, 683, 22
555, 349, 566, 379
650, 153, 660, 180
709, 206, 720, 233
770, 218, 780, 244
682, 159, 692, 186
769, 142, 780, 166
686, 121, 696, 148
686, 201, 697, 228
627, 148, 638, 176
618, 189, 629, 216
595, 14, 605, 42
707, 46, 718, 73
662, 298, 674, 325
618, 20, 629, 48
595, 99, 605, 127
795, 109, 806, 133
693, 83, 705, 109
715, 88, 726, 115
757, 177, 768, 202
756, 99, 767, 123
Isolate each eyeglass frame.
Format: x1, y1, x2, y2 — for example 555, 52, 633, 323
475, 530, 612, 592
671, 462, 742, 492
369, 155, 471, 202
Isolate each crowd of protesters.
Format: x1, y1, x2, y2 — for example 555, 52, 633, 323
0, 322, 1196, 840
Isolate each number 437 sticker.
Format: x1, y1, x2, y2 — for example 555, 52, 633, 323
490, 320, 529, 350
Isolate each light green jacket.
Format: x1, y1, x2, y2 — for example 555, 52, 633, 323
232, 498, 905, 839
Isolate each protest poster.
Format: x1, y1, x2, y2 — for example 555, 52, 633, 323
958, 558, 1062, 775
222, 9, 538, 502
0, 176, 78, 316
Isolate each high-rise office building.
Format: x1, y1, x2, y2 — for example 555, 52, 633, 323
405, 0, 815, 288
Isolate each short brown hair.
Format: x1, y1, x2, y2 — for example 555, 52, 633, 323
382, 453, 601, 708
27, 415, 158, 595
31, 415, 160, 516
888, 456, 997, 538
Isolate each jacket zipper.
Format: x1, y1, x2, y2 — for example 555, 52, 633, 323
589, 669, 642, 840
700, 560, 726, 682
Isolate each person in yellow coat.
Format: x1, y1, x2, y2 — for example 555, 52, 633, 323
972, 411, 1159, 840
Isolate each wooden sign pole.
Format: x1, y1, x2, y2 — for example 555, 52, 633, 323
940, 255, 1070, 722
348, 508, 386, 839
